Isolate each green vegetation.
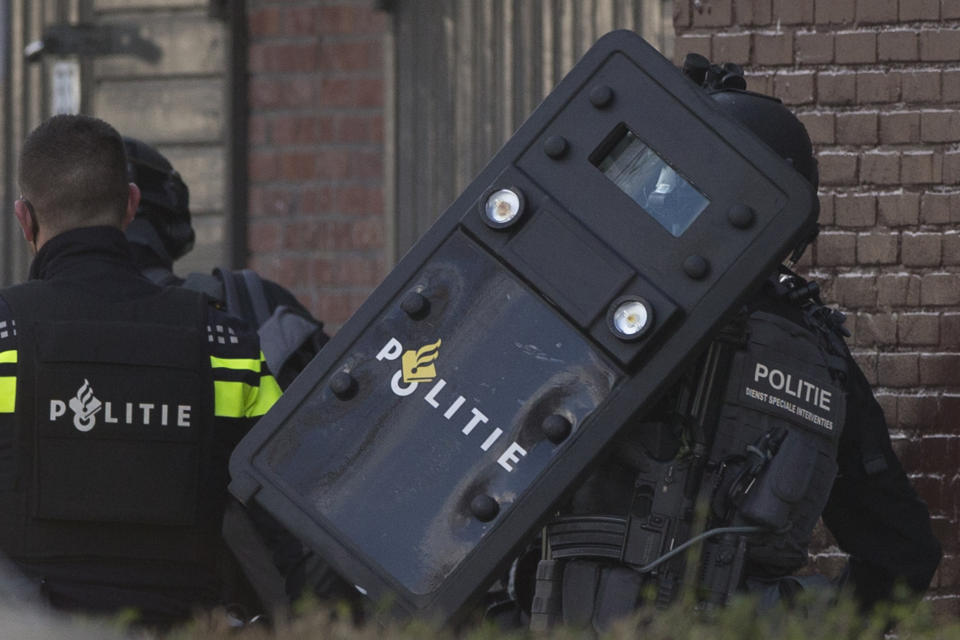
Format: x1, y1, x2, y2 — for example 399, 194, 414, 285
28, 589, 956, 640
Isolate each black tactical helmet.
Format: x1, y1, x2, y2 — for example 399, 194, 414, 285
681, 54, 819, 260
681, 53, 818, 189
123, 136, 195, 261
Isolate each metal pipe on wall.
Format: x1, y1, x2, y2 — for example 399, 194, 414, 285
224, 1, 248, 270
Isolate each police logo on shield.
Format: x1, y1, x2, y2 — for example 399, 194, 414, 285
375, 336, 528, 472
401, 339, 442, 383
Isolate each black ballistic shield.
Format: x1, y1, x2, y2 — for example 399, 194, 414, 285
229, 30, 818, 622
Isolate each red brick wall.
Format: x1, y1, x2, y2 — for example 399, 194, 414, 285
675, 0, 960, 612
246, 0, 389, 329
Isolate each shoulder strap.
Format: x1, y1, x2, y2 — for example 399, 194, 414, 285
239, 269, 273, 327
215, 268, 245, 320
211, 268, 271, 328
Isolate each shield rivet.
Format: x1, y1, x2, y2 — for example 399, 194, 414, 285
542, 414, 572, 443
401, 291, 430, 319
330, 372, 357, 400
470, 494, 500, 522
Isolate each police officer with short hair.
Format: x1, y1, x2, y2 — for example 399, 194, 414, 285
507, 59, 942, 632
0, 114, 282, 626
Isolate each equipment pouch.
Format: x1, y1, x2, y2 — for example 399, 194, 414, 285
738, 430, 819, 529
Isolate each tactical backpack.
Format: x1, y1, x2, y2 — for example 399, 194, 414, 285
183, 268, 324, 387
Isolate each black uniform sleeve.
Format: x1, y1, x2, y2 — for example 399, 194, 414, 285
821, 355, 942, 609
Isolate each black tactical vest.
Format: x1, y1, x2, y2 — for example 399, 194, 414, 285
0, 282, 222, 570
706, 292, 848, 577
537, 276, 850, 627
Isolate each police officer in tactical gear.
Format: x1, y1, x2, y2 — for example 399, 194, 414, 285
504, 57, 941, 632
0, 115, 283, 626
122, 136, 348, 609
123, 137, 328, 390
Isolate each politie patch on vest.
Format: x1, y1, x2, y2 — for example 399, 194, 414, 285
49, 377, 194, 432
37, 365, 201, 440
736, 352, 845, 437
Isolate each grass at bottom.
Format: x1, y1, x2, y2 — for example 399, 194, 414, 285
2, 583, 951, 639
126, 586, 960, 640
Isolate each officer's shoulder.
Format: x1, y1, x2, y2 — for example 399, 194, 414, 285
205, 303, 262, 357
748, 271, 851, 344
0, 293, 17, 351
0, 280, 44, 303
0, 282, 43, 334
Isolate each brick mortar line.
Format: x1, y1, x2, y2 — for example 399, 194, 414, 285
251, 34, 385, 42
255, 109, 386, 116
249, 37, 332, 44
249, 214, 386, 222
814, 146, 960, 151
250, 249, 386, 258
817, 187, 960, 192
251, 213, 385, 221
810, 266, 960, 273
251, 111, 386, 119
739, 68, 960, 77
255, 250, 387, 259
815, 279, 960, 285
250, 144, 386, 152
818, 183, 960, 188
250, 181, 384, 190
814, 141, 960, 146
248, 182, 385, 190
249, 71, 385, 78
706, 25, 960, 33
742, 69, 960, 77
249, 1, 384, 8
680, 23, 960, 34
796, 107, 960, 113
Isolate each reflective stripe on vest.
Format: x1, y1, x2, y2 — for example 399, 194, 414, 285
0, 349, 16, 413
211, 351, 281, 418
